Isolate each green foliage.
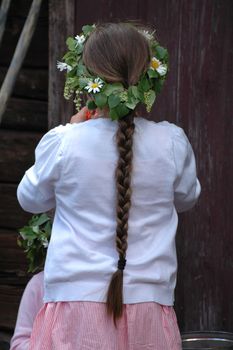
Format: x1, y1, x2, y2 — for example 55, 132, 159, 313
103, 83, 124, 96
155, 46, 168, 61
79, 78, 90, 89
58, 24, 169, 119
138, 76, 151, 93
86, 100, 97, 110
82, 24, 95, 36
95, 93, 108, 108
18, 214, 52, 273
108, 94, 121, 109
66, 37, 76, 51
148, 69, 159, 79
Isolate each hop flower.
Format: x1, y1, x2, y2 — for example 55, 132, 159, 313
144, 91, 156, 112
57, 61, 72, 72
75, 34, 85, 46
84, 78, 104, 93
150, 57, 167, 76
64, 78, 75, 100
119, 91, 128, 102
74, 90, 82, 111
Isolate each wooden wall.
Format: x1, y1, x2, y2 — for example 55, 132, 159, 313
50, 0, 233, 333
1, 0, 232, 338
0, 0, 48, 333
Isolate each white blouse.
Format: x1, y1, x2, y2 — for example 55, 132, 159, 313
17, 117, 201, 305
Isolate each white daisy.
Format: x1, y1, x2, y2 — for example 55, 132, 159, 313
57, 61, 72, 72
150, 57, 167, 76
84, 78, 104, 93
75, 34, 85, 45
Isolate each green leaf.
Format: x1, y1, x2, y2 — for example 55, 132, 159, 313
79, 78, 89, 88
115, 103, 129, 118
76, 64, 87, 76
66, 37, 76, 51
32, 225, 40, 234
126, 98, 138, 110
95, 93, 107, 108
153, 79, 164, 93
131, 86, 140, 99
109, 108, 119, 120
82, 25, 94, 36
35, 213, 50, 226
155, 46, 168, 60
62, 52, 79, 68
108, 94, 121, 109
138, 76, 151, 92
86, 100, 97, 110
76, 44, 83, 55
104, 83, 124, 97
109, 104, 130, 120
147, 69, 159, 79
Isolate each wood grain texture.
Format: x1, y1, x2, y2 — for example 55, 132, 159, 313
0, 97, 47, 131
0, 130, 42, 182
0, 8, 48, 68
172, 0, 233, 332
0, 284, 26, 330
0, 67, 48, 100
48, 0, 75, 128
0, 229, 28, 273
0, 183, 31, 229
0, 0, 48, 333
6, 0, 48, 18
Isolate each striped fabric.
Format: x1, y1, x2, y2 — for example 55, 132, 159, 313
29, 301, 182, 350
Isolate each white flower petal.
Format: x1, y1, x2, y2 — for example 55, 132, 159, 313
75, 34, 85, 45
157, 65, 167, 76
57, 61, 72, 72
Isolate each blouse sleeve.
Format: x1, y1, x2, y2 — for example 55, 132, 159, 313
171, 125, 201, 213
10, 272, 44, 350
17, 127, 64, 213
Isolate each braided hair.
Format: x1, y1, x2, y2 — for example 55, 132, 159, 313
83, 22, 151, 323
106, 112, 135, 323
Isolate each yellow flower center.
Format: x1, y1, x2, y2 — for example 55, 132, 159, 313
151, 59, 160, 70
91, 83, 99, 88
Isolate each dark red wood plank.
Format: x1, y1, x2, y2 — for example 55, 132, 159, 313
0, 97, 47, 132
0, 67, 48, 101
0, 229, 28, 273
0, 130, 41, 182
0, 7, 48, 68
0, 285, 25, 330
0, 183, 32, 229
48, 0, 76, 128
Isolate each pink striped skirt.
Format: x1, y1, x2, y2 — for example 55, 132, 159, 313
29, 301, 182, 350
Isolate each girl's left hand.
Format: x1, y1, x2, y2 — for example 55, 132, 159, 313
70, 106, 95, 124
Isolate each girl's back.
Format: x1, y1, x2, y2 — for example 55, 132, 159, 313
18, 116, 200, 306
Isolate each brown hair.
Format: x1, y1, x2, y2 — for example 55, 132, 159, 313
83, 22, 151, 324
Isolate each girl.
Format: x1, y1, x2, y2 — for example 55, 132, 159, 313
10, 271, 44, 350
17, 22, 200, 350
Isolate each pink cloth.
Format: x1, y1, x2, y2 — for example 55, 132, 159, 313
10, 272, 44, 350
29, 301, 182, 350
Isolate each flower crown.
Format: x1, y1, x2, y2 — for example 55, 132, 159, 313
57, 24, 169, 120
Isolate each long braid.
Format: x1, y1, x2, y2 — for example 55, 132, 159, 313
106, 112, 135, 324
